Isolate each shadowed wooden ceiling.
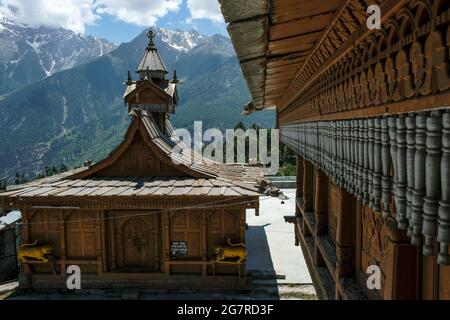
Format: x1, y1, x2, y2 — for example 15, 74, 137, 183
220, 0, 343, 112
265, 0, 342, 108
220, 0, 384, 114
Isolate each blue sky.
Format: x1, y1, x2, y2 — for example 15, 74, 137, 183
0, 0, 228, 44
85, 1, 228, 43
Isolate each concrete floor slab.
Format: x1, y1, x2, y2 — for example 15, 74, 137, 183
246, 189, 313, 285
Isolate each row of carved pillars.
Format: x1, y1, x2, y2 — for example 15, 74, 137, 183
283, 110, 450, 266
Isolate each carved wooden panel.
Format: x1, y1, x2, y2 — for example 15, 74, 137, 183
280, 0, 450, 123
29, 209, 60, 257
207, 209, 240, 256
361, 206, 390, 294
171, 210, 202, 258
66, 210, 98, 259
95, 133, 186, 177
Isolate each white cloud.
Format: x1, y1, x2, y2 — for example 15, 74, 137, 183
0, 0, 183, 33
0, 0, 99, 34
95, 0, 182, 26
186, 0, 224, 23
0, 0, 222, 34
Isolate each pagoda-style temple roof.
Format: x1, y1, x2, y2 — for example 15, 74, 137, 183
0, 111, 263, 210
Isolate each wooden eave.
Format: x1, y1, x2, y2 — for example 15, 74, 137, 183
123, 80, 172, 103
220, 0, 342, 113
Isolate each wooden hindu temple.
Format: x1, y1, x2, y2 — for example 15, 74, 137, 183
0, 30, 262, 290
220, 0, 450, 299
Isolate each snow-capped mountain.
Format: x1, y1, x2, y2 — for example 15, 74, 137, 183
157, 28, 204, 52
0, 26, 274, 180
0, 18, 117, 95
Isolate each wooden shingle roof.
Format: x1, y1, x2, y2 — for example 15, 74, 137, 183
0, 111, 264, 206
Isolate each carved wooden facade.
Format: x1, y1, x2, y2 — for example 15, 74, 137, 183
221, 0, 450, 299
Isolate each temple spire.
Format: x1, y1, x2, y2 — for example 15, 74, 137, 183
136, 28, 168, 82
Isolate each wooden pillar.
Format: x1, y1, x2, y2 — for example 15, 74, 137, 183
59, 211, 66, 275
336, 188, 356, 278
383, 240, 419, 299
163, 212, 170, 275
314, 167, 328, 235
303, 159, 313, 212
201, 211, 207, 278
20, 209, 32, 289
96, 210, 103, 275
296, 155, 304, 200
108, 217, 116, 271
275, 108, 279, 129
239, 208, 246, 279
314, 167, 328, 267
101, 211, 107, 273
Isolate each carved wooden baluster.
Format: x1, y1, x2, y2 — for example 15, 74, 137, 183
423, 111, 442, 256
358, 119, 365, 202
334, 121, 338, 184
438, 110, 450, 265
396, 115, 408, 230
411, 114, 427, 246
326, 121, 329, 178
368, 118, 375, 208
317, 122, 321, 168
311, 122, 314, 163
337, 121, 343, 187
348, 119, 353, 192
305, 123, 310, 162
356, 119, 362, 200
332, 121, 337, 184
388, 116, 399, 217
344, 120, 350, 190
326, 121, 330, 175
309, 123, 312, 161
351, 119, 357, 196
406, 114, 416, 237
348, 120, 354, 192
323, 122, 330, 176
326, 121, 330, 174
352, 119, 358, 196
363, 119, 370, 205
381, 117, 392, 217
302, 124, 306, 159
316, 122, 320, 166
321, 122, 325, 171
373, 118, 382, 213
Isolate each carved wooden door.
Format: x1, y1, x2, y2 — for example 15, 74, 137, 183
124, 218, 150, 267
108, 212, 160, 272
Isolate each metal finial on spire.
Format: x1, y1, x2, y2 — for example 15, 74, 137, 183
126, 70, 132, 85
146, 29, 156, 51
170, 69, 184, 84
172, 70, 178, 83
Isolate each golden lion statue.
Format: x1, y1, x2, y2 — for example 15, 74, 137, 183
212, 238, 247, 264
18, 240, 53, 263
